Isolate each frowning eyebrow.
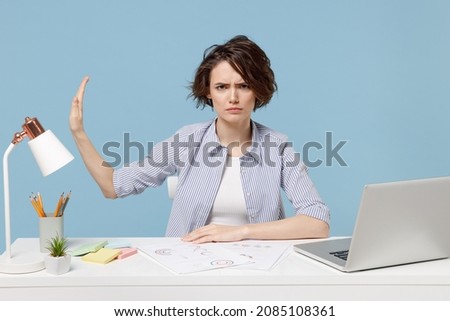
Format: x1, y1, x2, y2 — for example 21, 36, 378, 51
212, 81, 247, 86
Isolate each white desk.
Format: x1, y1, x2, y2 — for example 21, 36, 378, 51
1, 237, 450, 301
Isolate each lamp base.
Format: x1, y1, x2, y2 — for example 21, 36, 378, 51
0, 251, 45, 274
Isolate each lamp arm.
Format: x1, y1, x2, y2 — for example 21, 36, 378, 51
3, 143, 15, 259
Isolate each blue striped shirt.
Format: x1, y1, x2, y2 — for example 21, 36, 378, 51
113, 119, 330, 236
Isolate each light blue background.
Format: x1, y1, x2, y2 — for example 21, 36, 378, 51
1, 0, 449, 253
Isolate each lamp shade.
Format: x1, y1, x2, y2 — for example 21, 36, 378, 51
28, 130, 74, 176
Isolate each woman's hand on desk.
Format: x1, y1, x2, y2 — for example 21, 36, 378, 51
182, 215, 329, 244
182, 224, 248, 244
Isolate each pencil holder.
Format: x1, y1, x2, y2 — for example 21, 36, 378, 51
39, 215, 64, 253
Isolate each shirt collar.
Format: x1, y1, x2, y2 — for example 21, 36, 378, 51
203, 119, 223, 156
203, 118, 263, 163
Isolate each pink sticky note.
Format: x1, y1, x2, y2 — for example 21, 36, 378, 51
117, 248, 138, 260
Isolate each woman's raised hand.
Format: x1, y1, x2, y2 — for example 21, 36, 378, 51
69, 76, 90, 135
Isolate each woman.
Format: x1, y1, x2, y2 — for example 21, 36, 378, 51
70, 35, 330, 243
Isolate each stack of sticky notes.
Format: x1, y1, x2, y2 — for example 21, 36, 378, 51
71, 240, 138, 264
71, 240, 108, 257
105, 241, 132, 249
117, 248, 138, 260
105, 241, 138, 259
82, 248, 121, 264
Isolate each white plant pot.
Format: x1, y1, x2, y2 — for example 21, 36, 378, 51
45, 254, 71, 275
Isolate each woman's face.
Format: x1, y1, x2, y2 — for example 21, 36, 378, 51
207, 60, 256, 125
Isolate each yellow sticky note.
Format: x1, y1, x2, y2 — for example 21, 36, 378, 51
81, 248, 120, 264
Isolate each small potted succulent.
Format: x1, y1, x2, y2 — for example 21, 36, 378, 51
44, 233, 71, 275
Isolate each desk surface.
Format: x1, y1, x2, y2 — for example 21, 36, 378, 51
1, 237, 450, 300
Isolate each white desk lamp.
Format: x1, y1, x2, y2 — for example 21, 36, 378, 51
0, 117, 74, 274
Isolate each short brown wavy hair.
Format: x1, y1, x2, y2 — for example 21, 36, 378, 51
190, 35, 277, 110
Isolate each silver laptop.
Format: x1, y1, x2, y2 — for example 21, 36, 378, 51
294, 176, 450, 272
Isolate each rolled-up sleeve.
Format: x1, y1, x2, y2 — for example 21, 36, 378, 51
113, 138, 177, 197
280, 142, 330, 224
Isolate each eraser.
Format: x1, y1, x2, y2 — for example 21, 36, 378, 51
117, 248, 138, 260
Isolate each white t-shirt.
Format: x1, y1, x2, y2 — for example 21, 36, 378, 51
207, 156, 249, 225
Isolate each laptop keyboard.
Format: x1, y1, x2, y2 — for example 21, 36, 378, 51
330, 250, 349, 261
